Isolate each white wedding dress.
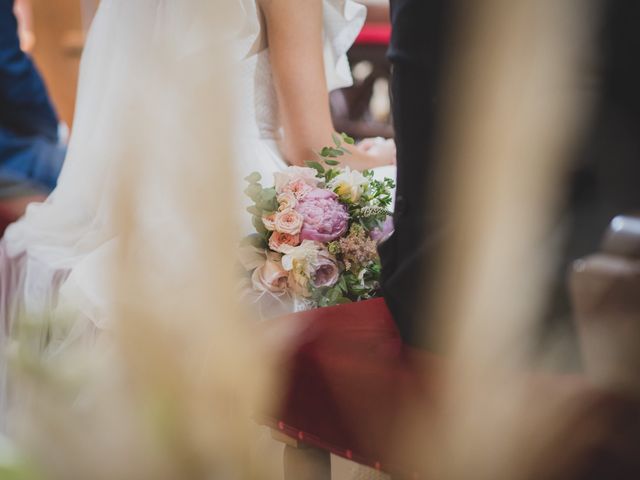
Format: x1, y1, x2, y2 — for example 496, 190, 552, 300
1, 0, 390, 400
0, 0, 370, 354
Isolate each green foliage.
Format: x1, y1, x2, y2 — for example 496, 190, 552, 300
243, 172, 277, 241
305, 161, 325, 174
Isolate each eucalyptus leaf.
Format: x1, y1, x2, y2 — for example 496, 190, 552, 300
252, 216, 268, 235
244, 184, 262, 200
306, 161, 325, 174
341, 133, 356, 145
246, 206, 262, 216
244, 172, 262, 184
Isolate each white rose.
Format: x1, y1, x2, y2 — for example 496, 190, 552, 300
328, 167, 368, 203
281, 240, 323, 275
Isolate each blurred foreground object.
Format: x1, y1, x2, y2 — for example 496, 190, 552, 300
571, 214, 640, 394
4, 1, 279, 479
548, 0, 640, 329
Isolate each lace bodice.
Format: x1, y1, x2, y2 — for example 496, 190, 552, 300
235, 0, 366, 139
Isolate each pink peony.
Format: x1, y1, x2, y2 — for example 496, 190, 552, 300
274, 208, 304, 235
252, 252, 289, 293
269, 231, 300, 253
295, 189, 349, 243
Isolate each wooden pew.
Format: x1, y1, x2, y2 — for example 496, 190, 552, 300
260, 222, 640, 479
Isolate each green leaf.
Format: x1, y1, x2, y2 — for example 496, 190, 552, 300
244, 184, 262, 200
327, 286, 341, 303
324, 159, 340, 166
306, 161, 325, 174
240, 233, 266, 248
246, 205, 262, 217
332, 132, 342, 147
319, 147, 332, 157
244, 172, 262, 184
252, 216, 267, 235
257, 188, 277, 211
341, 133, 355, 145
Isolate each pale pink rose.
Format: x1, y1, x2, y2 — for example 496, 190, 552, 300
269, 231, 301, 253
274, 208, 304, 235
252, 252, 288, 293
274, 166, 320, 193
262, 212, 277, 231
283, 179, 314, 200
277, 191, 298, 211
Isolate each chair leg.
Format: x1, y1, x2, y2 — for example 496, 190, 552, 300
283, 444, 331, 480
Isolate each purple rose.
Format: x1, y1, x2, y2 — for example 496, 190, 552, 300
296, 189, 349, 243
370, 217, 395, 243
311, 253, 340, 288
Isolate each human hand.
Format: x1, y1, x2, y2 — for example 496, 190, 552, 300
356, 137, 396, 167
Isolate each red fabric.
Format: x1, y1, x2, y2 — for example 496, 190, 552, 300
355, 24, 392, 46
0, 195, 44, 237
259, 298, 440, 477
259, 299, 640, 478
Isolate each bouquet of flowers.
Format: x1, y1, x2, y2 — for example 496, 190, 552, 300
242, 134, 395, 310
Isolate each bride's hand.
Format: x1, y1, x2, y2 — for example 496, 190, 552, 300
353, 137, 396, 169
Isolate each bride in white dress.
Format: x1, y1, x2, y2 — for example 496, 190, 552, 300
0, 4, 395, 478
0, 0, 395, 351
0, 0, 394, 452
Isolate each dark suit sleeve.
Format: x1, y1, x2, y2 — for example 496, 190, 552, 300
380, 0, 453, 348
0, 0, 59, 141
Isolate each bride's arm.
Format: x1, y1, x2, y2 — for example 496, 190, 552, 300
259, 0, 395, 169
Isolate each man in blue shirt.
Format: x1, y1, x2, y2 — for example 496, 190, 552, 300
0, 0, 65, 193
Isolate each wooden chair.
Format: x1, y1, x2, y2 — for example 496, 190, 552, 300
331, 21, 393, 140
26, 0, 96, 128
